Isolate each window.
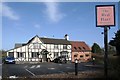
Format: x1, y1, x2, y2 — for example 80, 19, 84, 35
31, 52, 39, 58
85, 54, 89, 57
33, 43, 41, 49
74, 55, 77, 57
54, 52, 59, 58
78, 47, 82, 50
8, 52, 14, 57
60, 52, 68, 58
54, 45, 58, 49
17, 52, 24, 58
74, 47, 77, 50
80, 55, 83, 58
83, 47, 86, 50
63, 45, 67, 49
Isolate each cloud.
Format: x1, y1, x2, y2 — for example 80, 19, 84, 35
34, 24, 41, 28
44, 0, 65, 22
1, 3, 20, 20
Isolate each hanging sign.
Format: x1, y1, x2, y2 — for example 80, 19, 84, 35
96, 5, 115, 27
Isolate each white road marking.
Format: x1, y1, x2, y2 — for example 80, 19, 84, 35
36, 65, 40, 68
25, 69, 36, 76
66, 67, 71, 69
59, 64, 62, 65
24, 66, 28, 68
30, 65, 35, 69
48, 68, 55, 70
58, 71, 64, 73
9, 75, 18, 78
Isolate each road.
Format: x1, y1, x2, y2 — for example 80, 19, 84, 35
2, 62, 103, 78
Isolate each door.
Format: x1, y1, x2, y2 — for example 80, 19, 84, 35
42, 54, 47, 62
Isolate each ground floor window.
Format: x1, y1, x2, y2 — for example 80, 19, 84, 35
74, 54, 77, 58
60, 51, 68, 58
80, 55, 84, 58
54, 52, 59, 58
17, 52, 24, 58
85, 54, 89, 57
31, 52, 39, 58
8, 52, 14, 57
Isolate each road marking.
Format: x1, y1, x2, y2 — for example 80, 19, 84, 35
9, 75, 18, 79
59, 64, 62, 65
66, 67, 71, 69
48, 68, 55, 70
30, 65, 35, 69
58, 71, 64, 73
36, 65, 40, 68
24, 66, 28, 68
25, 69, 36, 76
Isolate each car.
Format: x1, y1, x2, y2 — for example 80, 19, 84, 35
4, 57, 15, 64
53, 56, 67, 63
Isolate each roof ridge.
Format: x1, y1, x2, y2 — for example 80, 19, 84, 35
70, 41, 85, 42
40, 37, 66, 40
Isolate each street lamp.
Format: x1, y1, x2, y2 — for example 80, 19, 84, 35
75, 58, 78, 76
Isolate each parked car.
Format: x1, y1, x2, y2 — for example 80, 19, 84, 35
4, 57, 15, 64
53, 56, 67, 63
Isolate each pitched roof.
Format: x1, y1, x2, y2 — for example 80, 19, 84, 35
27, 35, 71, 45
70, 41, 91, 52
40, 37, 71, 45
15, 43, 26, 48
27, 35, 38, 44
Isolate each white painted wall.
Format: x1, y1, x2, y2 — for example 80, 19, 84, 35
7, 36, 72, 62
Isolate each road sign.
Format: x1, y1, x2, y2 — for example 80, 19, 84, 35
96, 5, 115, 27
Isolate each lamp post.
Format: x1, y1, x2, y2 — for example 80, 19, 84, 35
75, 58, 78, 76
92, 57, 95, 65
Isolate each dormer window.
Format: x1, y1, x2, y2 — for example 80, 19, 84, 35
78, 47, 82, 50
83, 47, 86, 50
74, 47, 77, 50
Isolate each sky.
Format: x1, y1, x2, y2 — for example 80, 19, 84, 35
1, 1, 119, 50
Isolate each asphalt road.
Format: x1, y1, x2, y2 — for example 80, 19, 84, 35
2, 62, 103, 78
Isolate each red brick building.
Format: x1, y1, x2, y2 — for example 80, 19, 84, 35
70, 41, 91, 62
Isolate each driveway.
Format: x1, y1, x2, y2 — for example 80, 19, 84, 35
2, 62, 103, 78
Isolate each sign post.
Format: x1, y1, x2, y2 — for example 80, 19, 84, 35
104, 26, 108, 78
96, 5, 115, 79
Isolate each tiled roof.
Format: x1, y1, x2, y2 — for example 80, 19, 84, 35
70, 41, 91, 52
15, 43, 26, 48
40, 37, 71, 45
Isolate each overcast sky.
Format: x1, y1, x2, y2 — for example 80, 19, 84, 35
1, 2, 119, 50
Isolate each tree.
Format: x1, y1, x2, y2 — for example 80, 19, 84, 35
0, 49, 7, 58
109, 30, 120, 55
91, 43, 102, 53
108, 45, 116, 54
